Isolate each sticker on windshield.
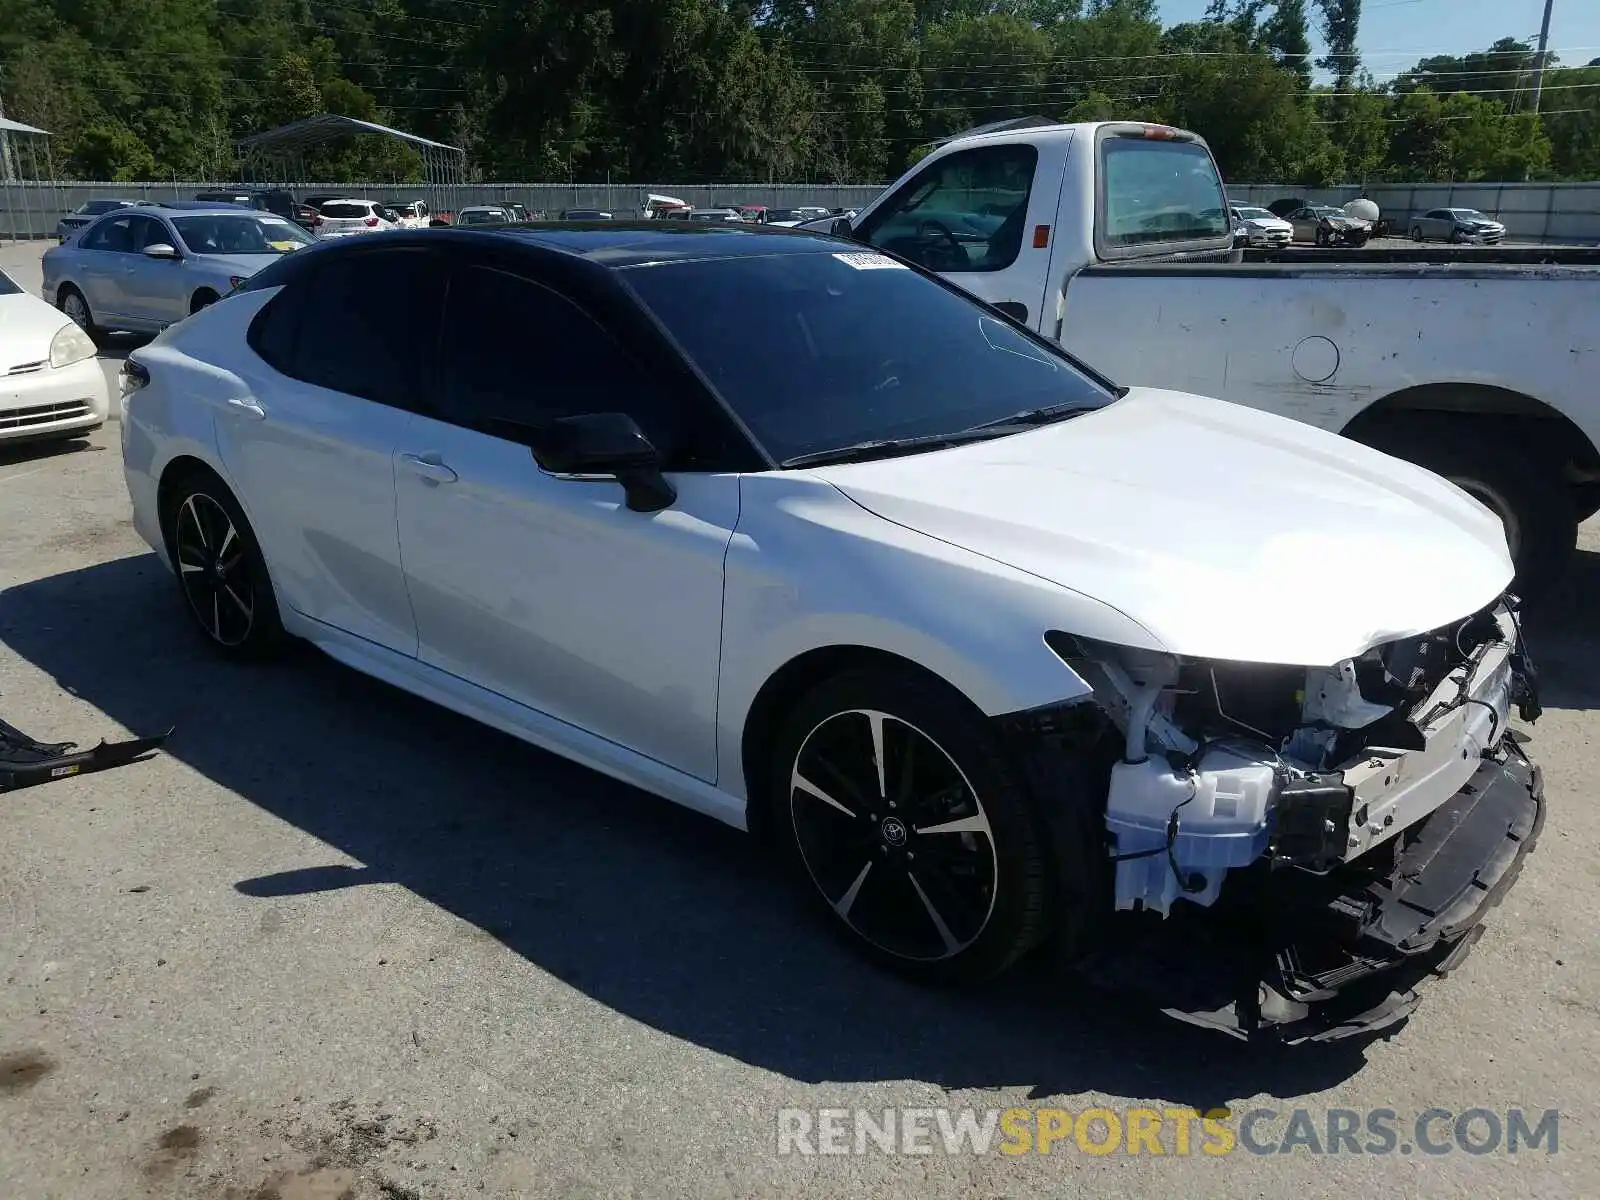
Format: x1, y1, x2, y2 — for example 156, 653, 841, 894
832, 251, 906, 270
267, 241, 302, 252
259, 216, 293, 226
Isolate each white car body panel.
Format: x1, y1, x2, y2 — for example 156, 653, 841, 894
393, 410, 740, 782
810, 388, 1511, 667
0, 288, 111, 440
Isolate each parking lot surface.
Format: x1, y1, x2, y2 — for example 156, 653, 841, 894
2, 240, 1597, 1198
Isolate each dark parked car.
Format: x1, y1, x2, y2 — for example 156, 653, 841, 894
56, 198, 137, 243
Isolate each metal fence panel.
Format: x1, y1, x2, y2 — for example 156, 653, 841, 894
2, 179, 889, 239
5, 177, 1596, 243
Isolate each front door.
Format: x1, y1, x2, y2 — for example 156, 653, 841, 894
214, 245, 445, 656
393, 260, 739, 781
853, 135, 1069, 329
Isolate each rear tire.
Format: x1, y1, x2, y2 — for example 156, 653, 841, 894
1349, 416, 1575, 601
158, 468, 287, 660
766, 666, 1055, 985
1411, 225, 1424, 242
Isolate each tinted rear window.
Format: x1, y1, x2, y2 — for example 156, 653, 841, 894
1099, 136, 1229, 250
621, 249, 1113, 465
318, 201, 370, 218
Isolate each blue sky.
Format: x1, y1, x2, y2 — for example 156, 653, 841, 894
1158, 0, 1600, 84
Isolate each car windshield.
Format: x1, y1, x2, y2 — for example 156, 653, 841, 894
459, 210, 502, 224
0, 268, 19, 296
621, 248, 1115, 465
385, 203, 419, 216
1237, 206, 1274, 220
171, 214, 315, 254
1312, 207, 1343, 217
765, 209, 802, 222
1453, 209, 1488, 220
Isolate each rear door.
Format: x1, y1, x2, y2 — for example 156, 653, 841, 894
851, 135, 1070, 328
216, 245, 445, 654
74, 214, 140, 320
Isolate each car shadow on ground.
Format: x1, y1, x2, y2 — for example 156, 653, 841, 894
0, 435, 98, 469
7, 551, 1548, 1110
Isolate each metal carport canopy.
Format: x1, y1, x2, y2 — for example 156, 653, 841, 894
235, 113, 466, 213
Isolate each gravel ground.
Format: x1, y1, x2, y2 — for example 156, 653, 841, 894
2, 240, 1598, 1199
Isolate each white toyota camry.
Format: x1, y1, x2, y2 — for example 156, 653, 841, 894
119, 224, 1545, 1042
1, 264, 109, 444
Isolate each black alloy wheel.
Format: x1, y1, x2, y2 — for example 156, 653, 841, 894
173, 492, 256, 648
789, 707, 999, 963
160, 474, 286, 658
770, 668, 1054, 983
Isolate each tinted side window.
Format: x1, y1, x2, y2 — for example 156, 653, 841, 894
859, 143, 1038, 274
275, 249, 443, 410
131, 216, 171, 249
84, 215, 137, 252
437, 264, 679, 455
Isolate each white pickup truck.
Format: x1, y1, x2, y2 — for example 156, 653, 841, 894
813, 119, 1600, 596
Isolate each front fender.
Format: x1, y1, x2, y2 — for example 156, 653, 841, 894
714, 475, 1161, 801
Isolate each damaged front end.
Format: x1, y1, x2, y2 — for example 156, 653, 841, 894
1049, 597, 1545, 1043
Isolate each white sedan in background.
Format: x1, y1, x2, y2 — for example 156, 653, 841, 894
0, 266, 109, 444
1229, 205, 1293, 248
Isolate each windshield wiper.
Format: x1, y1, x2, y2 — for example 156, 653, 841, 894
780, 428, 999, 469
963, 402, 1100, 432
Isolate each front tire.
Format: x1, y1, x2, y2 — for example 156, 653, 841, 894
1411, 225, 1424, 242
768, 667, 1053, 984
56, 284, 101, 339
158, 470, 286, 659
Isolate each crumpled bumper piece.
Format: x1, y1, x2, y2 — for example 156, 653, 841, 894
1080, 740, 1543, 1044
0, 713, 171, 793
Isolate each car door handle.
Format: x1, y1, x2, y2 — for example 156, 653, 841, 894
399, 452, 458, 484
226, 397, 266, 419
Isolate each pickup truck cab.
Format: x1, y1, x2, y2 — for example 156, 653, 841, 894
820, 119, 1600, 595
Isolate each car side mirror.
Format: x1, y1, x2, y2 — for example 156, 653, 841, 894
142, 243, 180, 260
524, 412, 676, 513
830, 217, 854, 238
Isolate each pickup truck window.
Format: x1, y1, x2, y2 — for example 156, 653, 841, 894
855, 143, 1037, 275
1099, 137, 1229, 251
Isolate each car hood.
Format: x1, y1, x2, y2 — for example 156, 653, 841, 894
808, 388, 1512, 666
0, 291, 72, 363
